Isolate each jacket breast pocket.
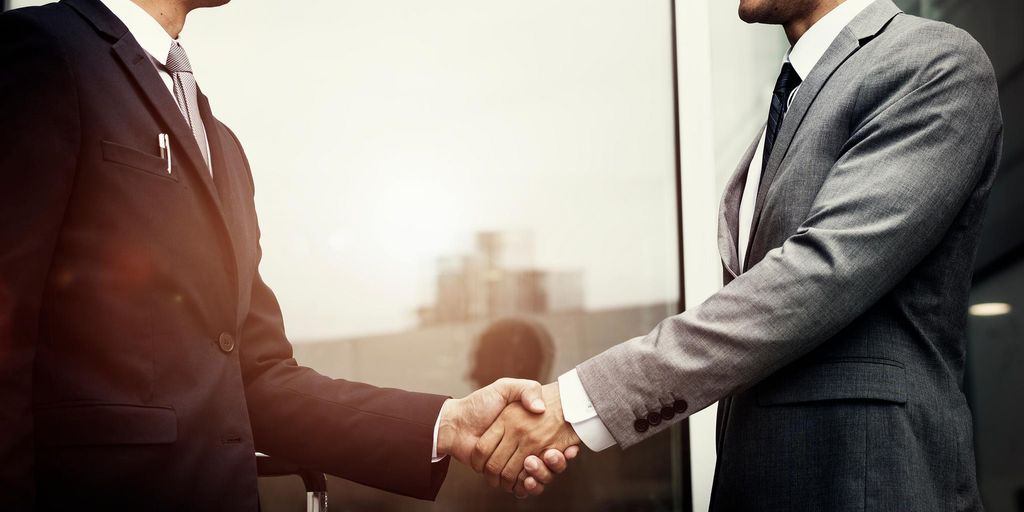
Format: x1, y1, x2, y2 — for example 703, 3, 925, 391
757, 358, 907, 406
34, 403, 178, 447
101, 140, 176, 181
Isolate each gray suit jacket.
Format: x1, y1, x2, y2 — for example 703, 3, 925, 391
576, 2, 1002, 510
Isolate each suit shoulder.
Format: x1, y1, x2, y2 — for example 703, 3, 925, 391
877, 14, 993, 77
0, 3, 87, 72
861, 13, 997, 105
0, 2, 80, 41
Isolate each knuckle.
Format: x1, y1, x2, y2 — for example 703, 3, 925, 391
501, 469, 518, 482
485, 461, 504, 475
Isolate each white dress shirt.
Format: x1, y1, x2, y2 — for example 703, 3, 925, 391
560, 0, 878, 452
100, 0, 212, 173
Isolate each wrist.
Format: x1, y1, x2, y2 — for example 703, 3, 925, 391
436, 398, 461, 458
543, 382, 581, 446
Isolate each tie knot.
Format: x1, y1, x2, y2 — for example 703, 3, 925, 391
165, 42, 193, 74
773, 62, 802, 97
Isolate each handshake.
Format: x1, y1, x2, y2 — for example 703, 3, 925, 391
436, 379, 584, 498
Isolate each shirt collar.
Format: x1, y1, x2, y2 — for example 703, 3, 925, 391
786, 0, 877, 79
100, 0, 180, 68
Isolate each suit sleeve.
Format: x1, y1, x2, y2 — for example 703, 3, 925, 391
576, 29, 1004, 447
0, 12, 80, 508
226, 130, 450, 501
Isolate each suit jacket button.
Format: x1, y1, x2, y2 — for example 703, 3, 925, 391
633, 418, 650, 433
646, 411, 662, 426
660, 406, 676, 421
218, 332, 235, 353
673, 399, 688, 414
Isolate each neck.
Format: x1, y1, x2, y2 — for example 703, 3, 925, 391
130, 0, 190, 39
783, 0, 844, 45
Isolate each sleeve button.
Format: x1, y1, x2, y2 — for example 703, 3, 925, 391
633, 418, 650, 433
646, 411, 663, 426
660, 405, 676, 421
673, 399, 688, 414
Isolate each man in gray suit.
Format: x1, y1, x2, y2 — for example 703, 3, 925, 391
483, 0, 1004, 508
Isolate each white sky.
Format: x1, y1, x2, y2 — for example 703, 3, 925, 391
171, 1, 680, 341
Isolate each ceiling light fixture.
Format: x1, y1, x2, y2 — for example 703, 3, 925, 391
968, 303, 1012, 317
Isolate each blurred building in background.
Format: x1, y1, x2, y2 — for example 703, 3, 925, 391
418, 231, 582, 326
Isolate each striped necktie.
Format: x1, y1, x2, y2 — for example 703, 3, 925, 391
761, 61, 802, 175
165, 42, 211, 175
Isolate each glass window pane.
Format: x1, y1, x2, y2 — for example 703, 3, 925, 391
182, 2, 683, 510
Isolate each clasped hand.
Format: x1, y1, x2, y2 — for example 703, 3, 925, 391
437, 379, 582, 498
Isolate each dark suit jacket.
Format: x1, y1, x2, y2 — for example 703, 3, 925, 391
0, 1, 449, 509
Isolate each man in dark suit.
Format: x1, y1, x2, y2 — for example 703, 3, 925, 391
0, 0, 570, 509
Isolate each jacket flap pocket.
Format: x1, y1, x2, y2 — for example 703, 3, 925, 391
35, 403, 177, 447
757, 359, 907, 406
101, 140, 172, 178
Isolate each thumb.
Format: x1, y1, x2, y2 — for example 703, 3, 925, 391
495, 378, 546, 414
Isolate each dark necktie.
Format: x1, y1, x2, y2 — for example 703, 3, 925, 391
762, 62, 802, 174
165, 42, 212, 175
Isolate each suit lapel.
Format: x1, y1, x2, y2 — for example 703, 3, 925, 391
744, 0, 902, 264
718, 130, 762, 279
109, 39, 215, 186
199, 92, 250, 321
67, 0, 227, 218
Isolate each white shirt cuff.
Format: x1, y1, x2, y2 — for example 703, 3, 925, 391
558, 369, 617, 452
431, 409, 446, 463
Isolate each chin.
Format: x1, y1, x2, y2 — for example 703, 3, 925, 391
737, 1, 761, 23
737, 0, 789, 25
192, 0, 230, 7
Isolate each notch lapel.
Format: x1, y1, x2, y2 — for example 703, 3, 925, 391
110, 39, 214, 187
67, 0, 228, 221
744, 0, 902, 264
66, 0, 247, 322
719, 129, 762, 279
744, 33, 860, 254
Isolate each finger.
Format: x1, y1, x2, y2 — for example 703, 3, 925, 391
484, 435, 519, 485
525, 477, 545, 496
564, 445, 580, 460
523, 455, 554, 484
514, 475, 534, 500
471, 421, 505, 473
540, 449, 567, 474
499, 446, 528, 493
514, 470, 530, 497
516, 470, 546, 497
493, 378, 546, 414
